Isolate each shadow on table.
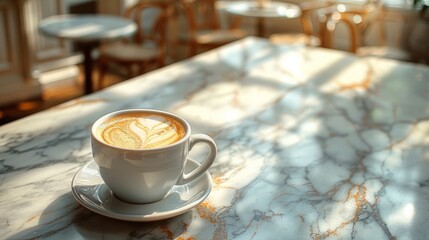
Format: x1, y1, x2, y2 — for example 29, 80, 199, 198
203, 43, 429, 238
6, 38, 429, 239
6, 192, 193, 239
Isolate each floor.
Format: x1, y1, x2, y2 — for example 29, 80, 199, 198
0, 65, 125, 126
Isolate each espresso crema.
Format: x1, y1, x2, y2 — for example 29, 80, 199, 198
97, 113, 186, 149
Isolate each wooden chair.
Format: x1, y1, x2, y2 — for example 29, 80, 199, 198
97, 2, 172, 89
177, 0, 247, 56
318, 1, 410, 61
319, 1, 380, 52
270, 1, 333, 46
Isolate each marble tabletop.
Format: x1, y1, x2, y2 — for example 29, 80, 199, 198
224, 1, 301, 37
225, 1, 301, 18
2, 37, 429, 239
38, 14, 137, 42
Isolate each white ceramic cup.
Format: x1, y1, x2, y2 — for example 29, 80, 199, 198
91, 109, 217, 204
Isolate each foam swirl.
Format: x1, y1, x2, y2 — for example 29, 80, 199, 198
98, 113, 185, 149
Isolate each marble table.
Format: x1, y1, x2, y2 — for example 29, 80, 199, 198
225, 1, 301, 37
2, 37, 429, 239
39, 14, 137, 94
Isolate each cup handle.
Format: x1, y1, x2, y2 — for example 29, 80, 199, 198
176, 134, 217, 185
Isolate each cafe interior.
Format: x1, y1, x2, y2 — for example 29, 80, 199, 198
0, 0, 427, 125
4, 0, 429, 238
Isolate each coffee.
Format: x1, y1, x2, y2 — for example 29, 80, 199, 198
96, 112, 186, 149
91, 109, 217, 203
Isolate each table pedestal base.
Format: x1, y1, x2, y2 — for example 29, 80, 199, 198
78, 42, 98, 95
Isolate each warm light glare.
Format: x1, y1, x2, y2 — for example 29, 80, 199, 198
277, 6, 287, 14
276, 6, 300, 17
38, 66, 79, 85
18, 101, 41, 111
60, 23, 102, 37
332, 12, 341, 21
225, 108, 241, 120
337, 4, 346, 12
327, 21, 336, 31
353, 15, 362, 24
285, 8, 299, 17
388, 203, 415, 225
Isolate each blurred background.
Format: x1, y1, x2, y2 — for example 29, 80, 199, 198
0, 0, 427, 125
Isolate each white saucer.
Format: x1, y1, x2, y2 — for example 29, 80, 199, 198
71, 159, 212, 222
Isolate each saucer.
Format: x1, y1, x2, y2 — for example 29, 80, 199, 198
71, 159, 212, 222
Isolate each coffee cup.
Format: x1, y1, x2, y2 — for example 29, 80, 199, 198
90, 109, 217, 204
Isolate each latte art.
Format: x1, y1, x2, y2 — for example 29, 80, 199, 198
97, 113, 186, 149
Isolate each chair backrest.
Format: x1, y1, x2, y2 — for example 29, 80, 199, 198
177, 0, 241, 38
178, 0, 220, 34
299, 1, 334, 36
124, 2, 172, 48
318, 0, 383, 52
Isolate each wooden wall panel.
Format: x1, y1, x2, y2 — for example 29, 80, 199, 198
0, 2, 17, 74
23, 0, 67, 63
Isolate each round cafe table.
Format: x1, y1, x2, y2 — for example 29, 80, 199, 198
39, 14, 137, 94
225, 1, 301, 37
